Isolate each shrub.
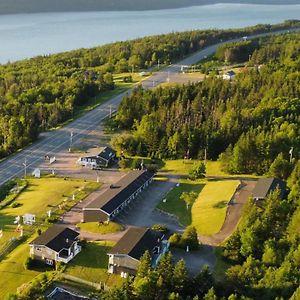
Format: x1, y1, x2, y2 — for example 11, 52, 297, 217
46, 215, 59, 224
152, 224, 168, 234
169, 233, 182, 248
24, 257, 34, 270
189, 162, 206, 180
11, 202, 22, 208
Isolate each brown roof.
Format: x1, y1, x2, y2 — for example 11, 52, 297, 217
85, 170, 154, 214
30, 226, 79, 252
108, 227, 161, 260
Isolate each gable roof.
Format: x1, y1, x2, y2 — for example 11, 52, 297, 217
108, 227, 162, 260
98, 146, 116, 161
252, 178, 286, 199
30, 226, 79, 253
85, 170, 154, 214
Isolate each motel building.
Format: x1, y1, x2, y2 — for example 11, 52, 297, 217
83, 170, 154, 222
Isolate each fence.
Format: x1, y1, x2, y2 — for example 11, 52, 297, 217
59, 273, 108, 291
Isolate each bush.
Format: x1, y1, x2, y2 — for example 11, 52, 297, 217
169, 233, 182, 248
189, 162, 206, 180
11, 202, 22, 208
80, 238, 88, 248
24, 257, 34, 270
46, 215, 60, 224
152, 224, 168, 234
146, 164, 158, 173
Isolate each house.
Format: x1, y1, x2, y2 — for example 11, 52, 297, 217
29, 226, 81, 266
223, 70, 236, 80
252, 178, 286, 201
77, 146, 116, 168
107, 227, 170, 277
83, 170, 154, 222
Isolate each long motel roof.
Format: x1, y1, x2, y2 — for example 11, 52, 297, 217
84, 170, 154, 215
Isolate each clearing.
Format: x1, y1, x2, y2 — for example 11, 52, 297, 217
64, 241, 123, 287
192, 179, 240, 236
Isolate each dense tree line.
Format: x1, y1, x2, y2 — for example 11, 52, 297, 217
113, 31, 300, 175
221, 161, 300, 299
0, 21, 297, 159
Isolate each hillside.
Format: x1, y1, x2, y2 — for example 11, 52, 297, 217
0, 0, 299, 14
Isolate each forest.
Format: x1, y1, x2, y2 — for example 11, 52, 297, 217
0, 21, 297, 159
113, 31, 300, 176
0, 0, 299, 14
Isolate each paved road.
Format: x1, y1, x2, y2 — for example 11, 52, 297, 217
0, 28, 297, 186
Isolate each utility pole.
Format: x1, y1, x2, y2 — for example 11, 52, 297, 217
289, 147, 294, 163
69, 131, 74, 152
23, 158, 27, 178
109, 105, 113, 118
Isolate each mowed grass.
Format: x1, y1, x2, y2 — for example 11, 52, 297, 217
0, 242, 40, 298
77, 222, 124, 234
64, 241, 123, 287
192, 180, 240, 235
161, 160, 226, 176
0, 178, 100, 248
157, 179, 204, 226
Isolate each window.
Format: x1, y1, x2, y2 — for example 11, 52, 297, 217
46, 259, 53, 266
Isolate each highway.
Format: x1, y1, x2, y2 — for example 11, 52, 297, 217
0, 28, 297, 186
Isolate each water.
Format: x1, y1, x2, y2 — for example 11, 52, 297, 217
0, 3, 299, 64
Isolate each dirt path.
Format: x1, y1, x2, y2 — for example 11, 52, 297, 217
198, 180, 256, 246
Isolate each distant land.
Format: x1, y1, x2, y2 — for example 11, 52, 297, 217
0, 0, 299, 14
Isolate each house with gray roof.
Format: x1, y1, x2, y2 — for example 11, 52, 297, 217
252, 177, 286, 201
77, 146, 116, 168
107, 227, 169, 277
83, 170, 154, 222
29, 226, 81, 266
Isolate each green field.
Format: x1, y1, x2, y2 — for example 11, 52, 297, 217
160, 160, 227, 176
0, 241, 41, 298
192, 180, 240, 235
157, 179, 204, 226
64, 241, 123, 287
77, 221, 123, 234
0, 178, 100, 248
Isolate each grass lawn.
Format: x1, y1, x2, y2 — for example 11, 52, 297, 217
77, 221, 123, 234
64, 241, 123, 287
0, 241, 41, 298
157, 179, 204, 226
161, 159, 226, 176
160, 159, 199, 175
0, 177, 100, 248
192, 179, 240, 235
